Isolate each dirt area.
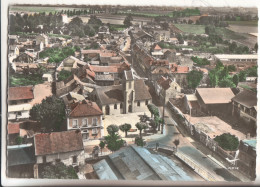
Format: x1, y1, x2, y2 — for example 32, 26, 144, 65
227, 25, 258, 34
29, 82, 52, 106
183, 115, 246, 140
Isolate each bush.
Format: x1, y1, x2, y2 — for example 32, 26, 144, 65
214, 133, 239, 151
58, 70, 72, 81
16, 136, 23, 145
135, 137, 146, 147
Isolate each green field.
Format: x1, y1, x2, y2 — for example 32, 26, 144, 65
215, 27, 246, 40
174, 24, 206, 34
109, 24, 127, 31
227, 21, 258, 27
10, 74, 44, 87
118, 11, 173, 17
10, 6, 88, 13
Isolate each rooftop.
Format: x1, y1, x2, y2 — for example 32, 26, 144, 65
242, 139, 256, 150
8, 86, 34, 101
232, 89, 257, 108
69, 100, 103, 118
93, 145, 193, 181
215, 54, 258, 60
7, 147, 35, 167
196, 88, 235, 104
34, 130, 84, 156
8, 123, 20, 134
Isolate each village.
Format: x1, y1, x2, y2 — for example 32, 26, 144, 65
6, 5, 257, 182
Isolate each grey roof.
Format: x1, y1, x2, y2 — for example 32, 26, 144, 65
95, 74, 114, 81
232, 89, 257, 108
93, 146, 193, 181
8, 147, 35, 167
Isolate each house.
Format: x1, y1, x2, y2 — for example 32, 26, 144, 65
8, 86, 34, 120
183, 94, 200, 116
154, 76, 181, 103
195, 88, 235, 114
153, 30, 170, 42
7, 123, 20, 145
9, 45, 20, 57
8, 86, 34, 105
7, 146, 35, 178
231, 89, 257, 131
170, 63, 190, 88
34, 130, 85, 166
42, 74, 53, 83
67, 100, 103, 140
93, 145, 194, 181
237, 139, 256, 180
95, 74, 115, 86
14, 51, 36, 63
61, 14, 68, 24
36, 34, 48, 46
62, 92, 85, 105
57, 56, 87, 73
169, 37, 179, 44
151, 44, 164, 59
94, 70, 152, 115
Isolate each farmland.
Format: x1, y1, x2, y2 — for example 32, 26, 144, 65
174, 24, 205, 34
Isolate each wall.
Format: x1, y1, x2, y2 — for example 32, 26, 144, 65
8, 110, 30, 120
101, 103, 123, 115
133, 100, 151, 113
36, 150, 85, 166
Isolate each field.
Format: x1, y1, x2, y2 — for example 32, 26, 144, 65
10, 74, 44, 87
174, 24, 206, 34
117, 11, 173, 17
214, 27, 246, 40
227, 25, 258, 34
10, 6, 88, 13
227, 21, 258, 27
109, 24, 127, 31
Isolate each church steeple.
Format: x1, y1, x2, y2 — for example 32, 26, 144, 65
123, 69, 135, 113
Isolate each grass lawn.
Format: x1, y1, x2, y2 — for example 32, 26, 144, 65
109, 24, 127, 31
174, 24, 206, 34
228, 21, 258, 27
48, 33, 71, 39
10, 74, 44, 87
215, 27, 246, 40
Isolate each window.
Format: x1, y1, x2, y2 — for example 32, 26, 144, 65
145, 100, 149, 105
55, 159, 61, 162
120, 103, 123, 109
92, 128, 98, 134
114, 104, 117, 109
43, 156, 46, 163
17, 112, 22, 116
93, 118, 97, 126
72, 156, 77, 163
72, 120, 78, 128
137, 101, 140, 107
82, 118, 88, 127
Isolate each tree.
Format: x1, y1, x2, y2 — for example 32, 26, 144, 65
99, 141, 105, 155
88, 15, 102, 25
228, 65, 236, 72
147, 104, 159, 118
119, 123, 132, 137
161, 22, 169, 30
123, 15, 133, 27
107, 124, 119, 136
135, 122, 148, 138
58, 70, 72, 81
173, 139, 180, 151
232, 74, 239, 87
254, 43, 258, 52
218, 78, 235, 88
149, 120, 158, 133
209, 69, 219, 87
215, 60, 224, 70
214, 133, 239, 151
30, 96, 66, 132
238, 71, 247, 82
187, 70, 203, 89
40, 162, 78, 179
104, 134, 124, 152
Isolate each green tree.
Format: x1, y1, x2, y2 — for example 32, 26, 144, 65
232, 74, 239, 87
29, 96, 66, 132
135, 137, 145, 147
135, 122, 148, 138
107, 124, 119, 136
105, 134, 124, 152
215, 60, 224, 70
88, 15, 102, 25
228, 65, 236, 72
119, 123, 132, 137
16, 136, 23, 145
40, 162, 78, 179
99, 141, 105, 155
254, 43, 258, 52
58, 70, 72, 81
187, 70, 203, 89
147, 104, 159, 118
214, 133, 239, 151
149, 120, 158, 133
218, 78, 235, 88
209, 69, 219, 87
238, 71, 247, 82
123, 15, 133, 27
173, 139, 180, 151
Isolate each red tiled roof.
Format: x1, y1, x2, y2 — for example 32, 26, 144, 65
69, 100, 103, 117
170, 64, 189, 74
157, 76, 167, 85
92, 66, 118, 73
81, 50, 101, 54
8, 123, 20, 134
8, 86, 34, 101
86, 69, 96, 79
154, 44, 162, 51
34, 130, 83, 156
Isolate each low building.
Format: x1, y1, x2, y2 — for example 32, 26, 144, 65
42, 74, 53, 82
34, 130, 85, 166
183, 94, 200, 116
67, 100, 104, 140
93, 145, 194, 181
154, 76, 181, 103
237, 139, 256, 180
14, 51, 36, 63
8, 104, 32, 120
195, 88, 235, 114
231, 90, 257, 131
36, 34, 48, 46
170, 63, 190, 88
7, 123, 20, 145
